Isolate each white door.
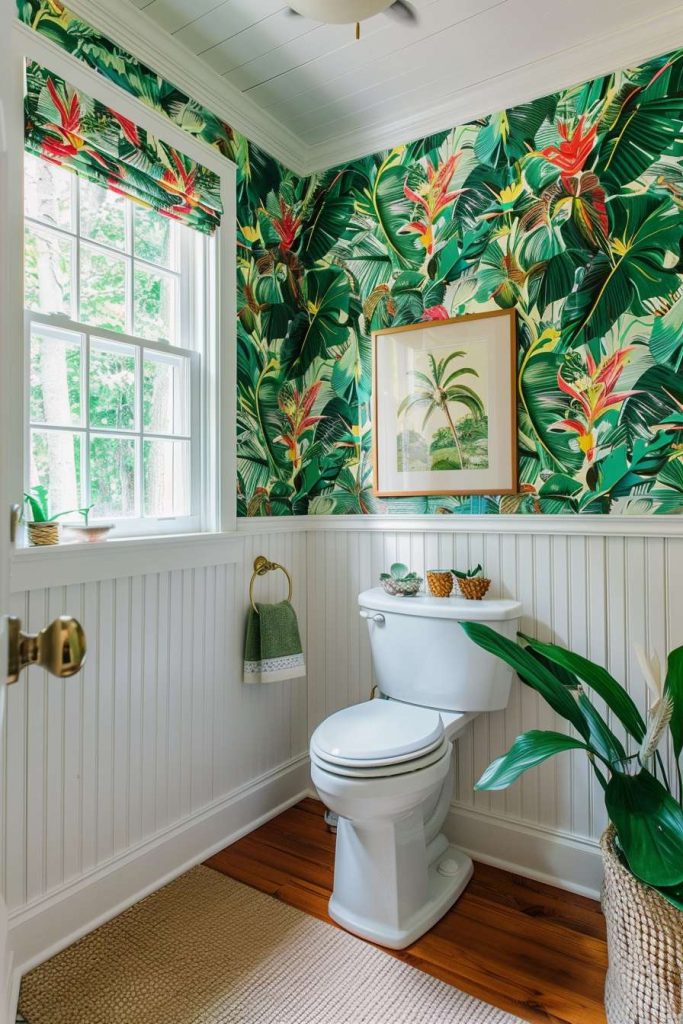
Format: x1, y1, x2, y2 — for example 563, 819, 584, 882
0, 12, 89, 1018
0, 0, 15, 1015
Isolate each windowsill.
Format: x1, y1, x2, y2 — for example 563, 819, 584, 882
11, 529, 242, 593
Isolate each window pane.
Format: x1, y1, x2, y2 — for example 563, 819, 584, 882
24, 153, 73, 231
143, 352, 189, 435
80, 179, 126, 251
30, 325, 83, 426
90, 435, 137, 518
134, 206, 174, 268
143, 439, 190, 517
89, 339, 137, 431
134, 266, 176, 342
80, 244, 128, 332
24, 223, 74, 316
30, 428, 83, 521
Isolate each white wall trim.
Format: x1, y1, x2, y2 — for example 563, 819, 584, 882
11, 511, 683, 592
446, 805, 603, 901
10, 532, 244, 592
236, 514, 683, 538
22, 0, 683, 177
8, 753, 311, 975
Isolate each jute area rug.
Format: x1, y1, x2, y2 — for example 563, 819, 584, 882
19, 865, 523, 1024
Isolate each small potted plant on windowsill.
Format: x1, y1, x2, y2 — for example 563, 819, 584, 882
62, 505, 115, 544
23, 488, 101, 546
460, 621, 683, 1024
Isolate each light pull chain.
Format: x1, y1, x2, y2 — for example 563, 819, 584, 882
355, 21, 360, 39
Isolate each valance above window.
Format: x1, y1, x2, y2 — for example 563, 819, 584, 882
24, 61, 223, 235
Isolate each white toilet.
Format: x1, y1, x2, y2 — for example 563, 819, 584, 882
310, 586, 522, 950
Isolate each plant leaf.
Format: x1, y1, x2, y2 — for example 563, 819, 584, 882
460, 623, 591, 741
476, 730, 589, 790
577, 692, 627, 766
280, 268, 350, 377
663, 645, 683, 760
518, 634, 646, 742
605, 769, 683, 888
654, 878, 683, 913
560, 196, 683, 346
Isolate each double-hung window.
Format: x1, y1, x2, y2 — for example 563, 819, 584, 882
24, 152, 208, 536
21, 59, 229, 541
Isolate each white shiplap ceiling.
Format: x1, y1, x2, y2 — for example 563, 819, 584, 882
70, 0, 683, 173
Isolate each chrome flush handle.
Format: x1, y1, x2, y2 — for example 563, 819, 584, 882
359, 610, 385, 624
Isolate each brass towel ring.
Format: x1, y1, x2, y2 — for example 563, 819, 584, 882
249, 555, 293, 614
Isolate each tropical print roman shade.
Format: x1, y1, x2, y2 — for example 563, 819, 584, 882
24, 61, 223, 234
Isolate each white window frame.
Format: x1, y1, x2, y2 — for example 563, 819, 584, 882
8, 32, 236, 547
24, 163, 207, 536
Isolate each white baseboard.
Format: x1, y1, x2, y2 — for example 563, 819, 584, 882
446, 804, 603, 900
9, 754, 311, 977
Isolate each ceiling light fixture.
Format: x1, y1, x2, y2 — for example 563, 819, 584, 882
287, 1, 416, 39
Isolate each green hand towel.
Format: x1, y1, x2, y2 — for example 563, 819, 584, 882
243, 600, 306, 684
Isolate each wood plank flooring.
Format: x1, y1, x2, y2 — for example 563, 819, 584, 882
205, 798, 607, 1024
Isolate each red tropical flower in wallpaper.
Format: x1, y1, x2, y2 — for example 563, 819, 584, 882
275, 381, 326, 475
552, 348, 640, 462
541, 116, 599, 187
401, 152, 467, 255
267, 197, 303, 253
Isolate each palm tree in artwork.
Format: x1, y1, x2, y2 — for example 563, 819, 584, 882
397, 351, 484, 469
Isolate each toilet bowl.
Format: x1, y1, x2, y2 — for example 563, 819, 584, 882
310, 587, 522, 950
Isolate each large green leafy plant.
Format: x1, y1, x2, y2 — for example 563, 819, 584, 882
461, 622, 683, 909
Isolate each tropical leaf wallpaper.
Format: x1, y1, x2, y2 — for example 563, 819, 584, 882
19, 1, 683, 516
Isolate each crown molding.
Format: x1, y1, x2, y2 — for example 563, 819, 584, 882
23, 0, 683, 178
304, 5, 683, 171
62, 0, 310, 176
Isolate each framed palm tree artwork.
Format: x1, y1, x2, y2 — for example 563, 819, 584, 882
372, 309, 517, 497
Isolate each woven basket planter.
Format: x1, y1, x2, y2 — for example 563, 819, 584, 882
457, 576, 491, 600
27, 522, 60, 546
601, 826, 682, 1024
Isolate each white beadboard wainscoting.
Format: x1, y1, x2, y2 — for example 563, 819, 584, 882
303, 520, 683, 899
4, 529, 309, 970
4, 515, 683, 975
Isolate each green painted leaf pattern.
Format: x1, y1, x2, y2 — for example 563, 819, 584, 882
19, 1, 683, 518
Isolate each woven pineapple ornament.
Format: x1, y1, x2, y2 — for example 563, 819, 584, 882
426, 570, 454, 598
453, 564, 491, 600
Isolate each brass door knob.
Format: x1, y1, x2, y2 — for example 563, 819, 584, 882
7, 615, 87, 685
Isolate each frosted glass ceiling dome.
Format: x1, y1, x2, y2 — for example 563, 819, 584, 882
288, 1, 395, 23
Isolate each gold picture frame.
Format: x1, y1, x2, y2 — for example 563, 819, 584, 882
372, 308, 517, 498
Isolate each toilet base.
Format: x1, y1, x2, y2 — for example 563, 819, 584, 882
328, 843, 473, 950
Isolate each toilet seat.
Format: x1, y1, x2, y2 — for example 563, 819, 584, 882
311, 699, 444, 765
311, 736, 451, 779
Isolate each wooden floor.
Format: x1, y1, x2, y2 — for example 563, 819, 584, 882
205, 798, 607, 1024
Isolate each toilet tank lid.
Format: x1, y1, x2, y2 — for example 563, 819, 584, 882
358, 587, 522, 621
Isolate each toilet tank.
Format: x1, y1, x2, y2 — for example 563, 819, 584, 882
358, 587, 522, 712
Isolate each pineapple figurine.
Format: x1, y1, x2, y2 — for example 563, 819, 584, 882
426, 569, 454, 598
453, 564, 491, 600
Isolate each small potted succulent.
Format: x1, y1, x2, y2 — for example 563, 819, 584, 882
23, 487, 93, 546
453, 563, 491, 600
380, 563, 422, 597
461, 621, 683, 1024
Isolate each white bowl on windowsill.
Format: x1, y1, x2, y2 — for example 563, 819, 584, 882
62, 524, 115, 544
